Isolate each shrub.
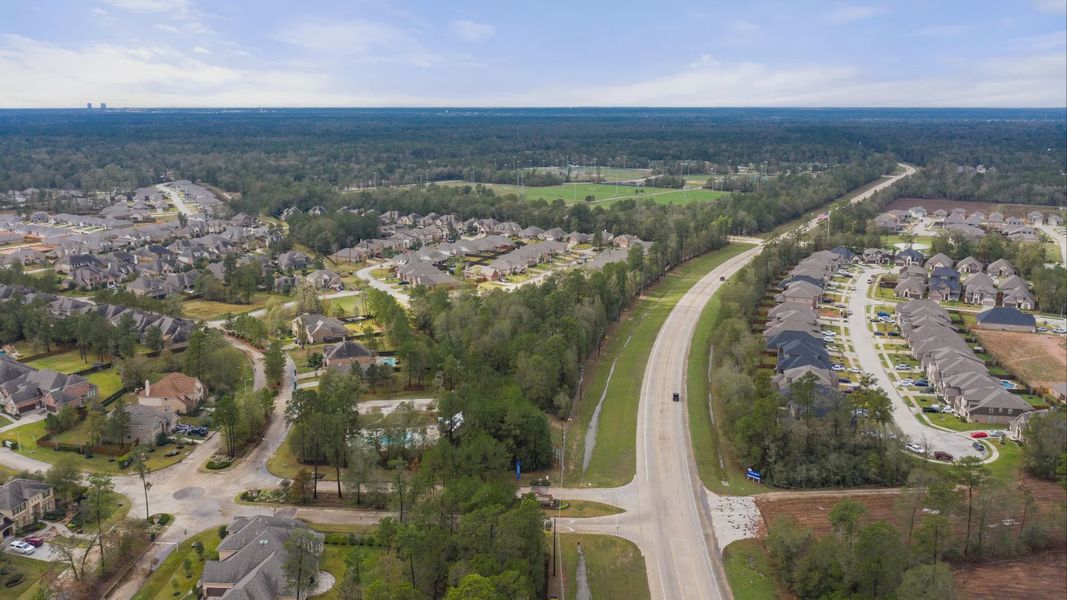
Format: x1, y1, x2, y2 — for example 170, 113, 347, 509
218, 525, 228, 539
5, 573, 24, 587
157, 513, 173, 525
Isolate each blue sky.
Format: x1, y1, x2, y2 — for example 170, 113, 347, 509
1, 0, 1064, 107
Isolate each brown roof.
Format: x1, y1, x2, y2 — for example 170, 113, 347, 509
142, 372, 201, 408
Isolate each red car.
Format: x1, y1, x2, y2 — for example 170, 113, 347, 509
22, 537, 44, 547
970, 431, 988, 439
933, 451, 954, 462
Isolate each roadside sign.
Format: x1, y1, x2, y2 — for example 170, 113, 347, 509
746, 468, 762, 483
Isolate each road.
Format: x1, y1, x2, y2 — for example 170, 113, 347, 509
846, 266, 987, 461
1038, 223, 1067, 265
789, 163, 917, 238
355, 264, 410, 307
155, 183, 193, 216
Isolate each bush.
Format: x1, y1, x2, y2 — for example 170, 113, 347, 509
156, 513, 173, 526
218, 525, 228, 539
206, 459, 232, 470
5, 573, 24, 587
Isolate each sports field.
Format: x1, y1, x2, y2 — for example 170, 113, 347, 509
445, 181, 725, 206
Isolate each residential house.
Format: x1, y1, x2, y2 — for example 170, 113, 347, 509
872, 212, 901, 232
862, 248, 892, 264
963, 273, 999, 306
0, 356, 98, 415
927, 267, 961, 302
987, 212, 1004, 226
1001, 286, 1036, 311
125, 404, 177, 445
1027, 211, 1045, 225
975, 307, 1036, 332
305, 270, 344, 291
956, 256, 984, 274
894, 247, 925, 266
291, 314, 348, 344
323, 340, 375, 373
1047, 214, 1063, 227
200, 515, 324, 600
0, 479, 55, 538
138, 372, 204, 414
277, 251, 312, 272
924, 253, 954, 270
987, 258, 1015, 278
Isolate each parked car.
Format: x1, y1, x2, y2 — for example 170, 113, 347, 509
874, 332, 884, 337
1036, 327, 1049, 333
672, 392, 680, 402
905, 443, 925, 454
877, 311, 891, 318
831, 364, 844, 372
933, 451, 954, 462
887, 331, 900, 337
972, 441, 985, 452
9, 540, 35, 555
848, 367, 861, 373
971, 431, 989, 439
895, 363, 911, 370
1053, 327, 1066, 334
914, 379, 929, 387
922, 406, 940, 413
22, 537, 44, 547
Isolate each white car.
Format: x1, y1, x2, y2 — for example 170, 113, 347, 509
895, 363, 911, 370
905, 443, 926, 454
831, 364, 845, 372
848, 367, 862, 373
9, 540, 35, 555
1054, 327, 1066, 334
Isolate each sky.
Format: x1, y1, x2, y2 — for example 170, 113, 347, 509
0, 0, 1065, 108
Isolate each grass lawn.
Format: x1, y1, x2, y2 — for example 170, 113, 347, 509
551, 499, 625, 518
687, 268, 765, 496
924, 412, 1006, 432
267, 428, 335, 480
181, 292, 278, 321
4, 552, 58, 599
74, 490, 129, 534
24, 349, 97, 373
566, 244, 751, 487
86, 369, 123, 397
324, 295, 363, 317
722, 539, 780, 600
558, 533, 649, 600
314, 545, 385, 600
441, 181, 725, 207
131, 527, 222, 600
0, 418, 190, 473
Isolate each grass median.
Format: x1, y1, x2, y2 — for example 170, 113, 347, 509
566, 244, 751, 487
722, 539, 779, 600
556, 533, 649, 600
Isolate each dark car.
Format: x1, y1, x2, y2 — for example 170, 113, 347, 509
719, 276, 725, 281
672, 392, 680, 402
933, 451, 954, 462
921, 406, 940, 413
22, 537, 44, 547
973, 441, 985, 452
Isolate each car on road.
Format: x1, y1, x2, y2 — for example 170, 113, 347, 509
971, 431, 989, 438
672, 392, 680, 402
22, 537, 44, 547
933, 451, 954, 462
719, 276, 725, 281
9, 540, 35, 555
905, 443, 925, 454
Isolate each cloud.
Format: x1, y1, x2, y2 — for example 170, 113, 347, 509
192, 45, 210, 54
1032, 0, 1067, 14
823, 4, 886, 23
731, 20, 761, 33
275, 20, 441, 67
450, 19, 494, 42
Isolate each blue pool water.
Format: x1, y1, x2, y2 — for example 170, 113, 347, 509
1000, 380, 1016, 389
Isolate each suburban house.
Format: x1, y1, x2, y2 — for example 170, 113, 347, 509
0, 356, 98, 415
862, 248, 893, 264
1048, 214, 1063, 227
394, 262, 459, 288
956, 256, 984, 274
872, 212, 901, 232
975, 307, 1036, 332
1002, 286, 1036, 311
987, 258, 1016, 278
200, 515, 324, 599
924, 253, 954, 270
305, 270, 344, 291
0, 479, 55, 538
894, 247, 925, 266
1027, 211, 1045, 225
323, 340, 375, 372
963, 273, 999, 306
125, 404, 178, 445
138, 372, 205, 414
895, 276, 926, 299
292, 313, 348, 344
1008, 409, 1047, 442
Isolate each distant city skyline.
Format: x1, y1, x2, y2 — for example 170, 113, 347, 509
1, 0, 1065, 108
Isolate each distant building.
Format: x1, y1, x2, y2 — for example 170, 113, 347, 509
138, 372, 205, 414
100, 102, 107, 110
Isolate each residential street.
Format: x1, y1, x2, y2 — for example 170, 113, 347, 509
1038, 223, 1067, 264
846, 267, 987, 460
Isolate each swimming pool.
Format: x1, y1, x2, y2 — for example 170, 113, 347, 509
1000, 380, 1016, 390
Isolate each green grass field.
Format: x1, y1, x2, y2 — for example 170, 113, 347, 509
552, 499, 625, 519
557, 534, 649, 600
566, 244, 751, 487
131, 527, 222, 600
24, 349, 97, 373
686, 273, 765, 495
86, 369, 123, 397
4, 552, 57, 599
443, 181, 726, 207
723, 539, 779, 600
0, 418, 188, 473
181, 292, 280, 321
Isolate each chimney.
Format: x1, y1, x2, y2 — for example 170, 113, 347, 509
145, 379, 150, 395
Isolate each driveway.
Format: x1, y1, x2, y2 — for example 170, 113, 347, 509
355, 264, 409, 307
846, 267, 985, 460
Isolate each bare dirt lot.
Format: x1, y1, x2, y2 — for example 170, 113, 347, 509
955, 550, 1066, 600
975, 330, 1067, 392
754, 489, 903, 536
887, 197, 1064, 218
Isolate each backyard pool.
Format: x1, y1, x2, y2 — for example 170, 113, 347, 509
1000, 380, 1016, 390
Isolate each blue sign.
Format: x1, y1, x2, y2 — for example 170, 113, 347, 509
516, 460, 521, 481
746, 468, 762, 483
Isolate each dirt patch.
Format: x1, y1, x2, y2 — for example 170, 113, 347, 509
886, 198, 1063, 218
754, 489, 903, 536
954, 550, 1066, 600
975, 330, 1067, 392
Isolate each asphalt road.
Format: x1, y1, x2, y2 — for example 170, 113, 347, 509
846, 266, 988, 461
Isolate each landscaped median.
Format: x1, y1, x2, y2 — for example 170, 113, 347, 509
553, 533, 649, 600
565, 243, 754, 487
